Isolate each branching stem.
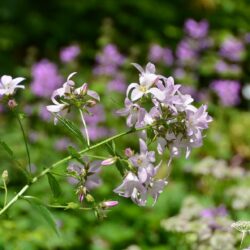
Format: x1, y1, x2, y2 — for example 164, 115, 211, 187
0, 125, 153, 216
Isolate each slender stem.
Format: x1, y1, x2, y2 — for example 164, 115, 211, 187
0, 125, 152, 216
79, 109, 90, 147
3, 180, 7, 207
17, 115, 31, 174
84, 155, 107, 160
48, 204, 92, 210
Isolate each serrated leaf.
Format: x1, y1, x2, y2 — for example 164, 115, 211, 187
56, 115, 85, 145
47, 173, 62, 198
24, 196, 59, 236
0, 140, 14, 157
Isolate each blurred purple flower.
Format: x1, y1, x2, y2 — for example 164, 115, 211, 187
148, 44, 173, 66
185, 19, 209, 39
108, 74, 127, 93
210, 80, 241, 106
54, 138, 74, 151
220, 37, 244, 62
85, 104, 106, 125
60, 45, 81, 63
39, 105, 51, 121
31, 59, 63, 97
215, 60, 241, 75
93, 44, 125, 76
87, 125, 110, 141
200, 205, 228, 219
176, 39, 198, 65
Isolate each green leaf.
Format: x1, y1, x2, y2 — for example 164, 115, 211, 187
24, 196, 59, 236
67, 146, 81, 158
47, 173, 62, 198
0, 140, 14, 157
56, 115, 85, 145
67, 146, 85, 164
115, 159, 125, 176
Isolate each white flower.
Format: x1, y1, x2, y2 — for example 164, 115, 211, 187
127, 62, 164, 101
0, 75, 25, 96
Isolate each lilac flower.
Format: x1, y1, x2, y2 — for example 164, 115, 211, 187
114, 172, 147, 206
67, 161, 102, 192
220, 37, 244, 62
156, 76, 181, 112
210, 80, 241, 106
46, 72, 100, 124
127, 62, 164, 101
185, 105, 212, 138
129, 139, 156, 183
114, 138, 167, 206
31, 60, 63, 97
185, 19, 209, 39
0, 75, 25, 96
60, 45, 80, 63
148, 179, 167, 205
116, 98, 146, 128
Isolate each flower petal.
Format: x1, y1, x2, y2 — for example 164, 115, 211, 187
131, 88, 143, 101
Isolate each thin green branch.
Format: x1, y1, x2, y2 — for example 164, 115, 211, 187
79, 109, 90, 147
3, 180, 7, 207
17, 115, 31, 174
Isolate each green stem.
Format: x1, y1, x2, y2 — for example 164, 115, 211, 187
48, 204, 92, 210
17, 115, 31, 174
3, 180, 7, 207
79, 109, 90, 147
0, 125, 151, 216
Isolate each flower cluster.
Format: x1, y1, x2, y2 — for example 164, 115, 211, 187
67, 160, 102, 202
114, 139, 167, 206
118, 62, 212, 162
161, 197, 236, 249
115, 62, 212, 205
46, 72, 100, 124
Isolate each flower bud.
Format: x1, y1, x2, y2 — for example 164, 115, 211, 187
102, 200, 119, 208
2, 170, 8, 182
125, 148, 134, 157
80, 83, 88, 96
8, 99, 17, 109
76, 185, 86, 203
101, 157, 117, 166
86, 194, 95, 203
86, 99, 97, 107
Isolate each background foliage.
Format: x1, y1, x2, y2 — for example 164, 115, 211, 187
0, 0, 250, 249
